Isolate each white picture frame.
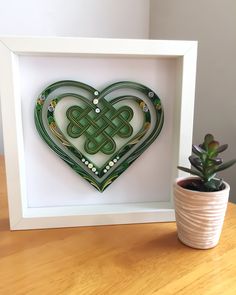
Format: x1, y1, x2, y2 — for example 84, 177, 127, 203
0, 37, 197, 230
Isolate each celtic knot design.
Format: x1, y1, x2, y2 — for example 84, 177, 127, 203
66, 99, 134, 155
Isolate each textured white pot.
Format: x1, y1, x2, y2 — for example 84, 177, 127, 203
174, 177, 230, 249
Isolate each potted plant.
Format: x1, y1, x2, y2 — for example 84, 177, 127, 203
174, 134, 236, 249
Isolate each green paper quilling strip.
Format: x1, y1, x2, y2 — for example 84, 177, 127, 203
34, 80, 164, 192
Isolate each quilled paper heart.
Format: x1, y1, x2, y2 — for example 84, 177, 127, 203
35, 81, 164, 192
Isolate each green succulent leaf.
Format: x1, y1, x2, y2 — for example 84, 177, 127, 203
206, 173, 216, 182
188, 155, 203, 172
203, 134, 214, 149
207, 140, 220, 157
204, 178, 221, 191
208, 140, 219, 150
189, 155, 202, 165
210, 158, 223, 165
177, 166, 203, 178
217, 144, 228, 153
214, 159, 236, 172
192, 144, 207, 156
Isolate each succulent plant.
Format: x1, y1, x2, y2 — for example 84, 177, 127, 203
178, 134, 236, 192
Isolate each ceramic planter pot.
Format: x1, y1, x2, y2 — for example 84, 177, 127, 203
174, 177, 230, 249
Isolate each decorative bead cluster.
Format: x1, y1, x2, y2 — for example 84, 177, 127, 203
103, 156, 119, 173
142, 104, 149, 112
82, 158, 98, 174
148, 91, 154, 98
48, 99, 57, 112
93, 91, 101, 113
139, 101, 149, 113
82, 156, 120, 175
36, 94, 46, 106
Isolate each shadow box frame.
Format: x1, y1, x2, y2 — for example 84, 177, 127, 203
0, 37, 197, 230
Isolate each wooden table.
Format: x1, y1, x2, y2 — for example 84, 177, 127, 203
0, 156, 236, 295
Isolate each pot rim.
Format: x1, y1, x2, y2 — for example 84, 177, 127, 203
174, 176, 230, 194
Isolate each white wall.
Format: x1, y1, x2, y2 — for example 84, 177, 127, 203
0, 0, 150, 153
150, 0, 236, 201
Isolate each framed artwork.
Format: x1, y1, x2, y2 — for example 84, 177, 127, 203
0, 37, 197, 230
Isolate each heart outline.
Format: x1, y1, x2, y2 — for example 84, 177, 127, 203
35, 80, 164, 192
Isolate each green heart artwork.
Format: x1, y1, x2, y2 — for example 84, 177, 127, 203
34, 81, 164, 192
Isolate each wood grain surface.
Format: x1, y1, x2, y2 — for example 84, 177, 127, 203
0, 156, 236, 295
